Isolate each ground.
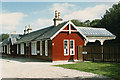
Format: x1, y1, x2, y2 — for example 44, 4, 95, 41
0, 56, 115, 80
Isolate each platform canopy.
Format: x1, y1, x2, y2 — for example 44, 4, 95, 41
76, 27, 116, 45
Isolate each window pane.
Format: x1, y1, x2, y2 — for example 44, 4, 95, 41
64, 40, 69, 55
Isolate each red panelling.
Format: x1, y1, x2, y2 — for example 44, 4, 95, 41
52, 32, 84, 61
63, 26, 69, 30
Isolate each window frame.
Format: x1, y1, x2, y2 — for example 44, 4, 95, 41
45, 40, 48, 56
40, 40, 42, 56
31, 41, 37, 55
17, 44, 19, 54
9, 44, 10, 54
64, 39, 69, 56
20, 43, 24, 54
70, 39, 75, 55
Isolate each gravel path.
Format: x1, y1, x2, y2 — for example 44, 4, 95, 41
0, 58, 114, 80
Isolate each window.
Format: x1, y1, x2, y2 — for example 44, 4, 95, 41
17, 44, 19, 54
4, 46, 5, 53
45, 40, 48, 56
64, 40, 69, 55
21, 43, 24, 54
70, 40, 75, 55
7, 45, 8, 54
40, 41, 42, 56
31, 42, 37, 55
9, 44, 10, 54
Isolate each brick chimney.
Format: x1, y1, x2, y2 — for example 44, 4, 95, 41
53, 10, 63, 26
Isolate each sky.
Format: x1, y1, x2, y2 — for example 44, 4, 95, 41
1, 2, 119, 34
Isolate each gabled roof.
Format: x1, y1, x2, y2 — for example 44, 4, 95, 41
17, 21, 68, 43
2, 39, 10, 46
76, 27, 116, 37
9, 34, 23, 45
16, 21, 116, 44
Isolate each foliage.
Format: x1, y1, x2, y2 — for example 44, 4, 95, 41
71, 19, 91, 27
71, 3, 120, 43
0, 34, 9, 42
90, 19, 101, 27
55, 62, 120, 80
98, 3, 120, 41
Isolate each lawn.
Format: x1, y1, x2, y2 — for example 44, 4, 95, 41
55, 62, 120, 80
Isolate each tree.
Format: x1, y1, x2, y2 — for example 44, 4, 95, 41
0, 34, 9, 42
98, 3, 120, 42
90, 19, 100, 27
71, 19, 91, 27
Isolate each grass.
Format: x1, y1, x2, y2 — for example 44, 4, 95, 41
55, 62, 120, 80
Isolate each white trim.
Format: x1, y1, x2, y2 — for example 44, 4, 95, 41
70, 39, 75, 55
64, 39, 69, 56
31, 41, 37, 55
50, 21, 71, 40
45, 40, 48, 56
4, 46, 5, 53
20, 43, 24, 54
40, 40, 42, 56
17, 44, 19, 54
9, 44, 10, 54
50, 21, 88, 43
61, 30, 78, 32
7, 45, 8, 54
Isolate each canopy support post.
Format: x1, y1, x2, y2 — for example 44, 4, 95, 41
100, 40, 105, 61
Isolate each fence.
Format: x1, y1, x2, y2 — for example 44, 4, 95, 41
78, 43, 120, 62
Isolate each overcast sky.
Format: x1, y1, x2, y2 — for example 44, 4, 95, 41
1, 2, 118, 34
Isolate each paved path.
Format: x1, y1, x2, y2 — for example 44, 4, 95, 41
0, 57, 114, 80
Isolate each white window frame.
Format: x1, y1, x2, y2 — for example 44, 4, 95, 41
3, 46, 5, 53
9, 44, 10, 54
40, 41, 42, 56
17, 44, 19, 54
70, 39, 75, 55
45, 40, 48, 56
7, 45, 8, 54
31, 41, 37, 55
20, 43, 24, 54
64, 39, 69, 56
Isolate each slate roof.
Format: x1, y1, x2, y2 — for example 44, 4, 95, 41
16, 21, 116, 44
76, 27, 116, 37
2, 34, 23, 46
17, 21, 68, 43
9, 34, 23, 45
2, 39, 10, 46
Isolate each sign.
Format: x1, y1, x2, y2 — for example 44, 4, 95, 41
82, 52, 87, 54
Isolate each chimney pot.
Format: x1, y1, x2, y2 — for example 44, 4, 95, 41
24, 26, 27, 34
58, 12, 60, 18
55, 10, 58, 18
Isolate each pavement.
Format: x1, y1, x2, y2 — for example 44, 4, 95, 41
0, 56, 115, 80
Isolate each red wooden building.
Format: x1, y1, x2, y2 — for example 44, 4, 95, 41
2, 11, 116, 62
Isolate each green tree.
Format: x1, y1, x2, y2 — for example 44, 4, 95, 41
98, 3, 120, 42
0, 34, 9, 42
90, 19, 100, 27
